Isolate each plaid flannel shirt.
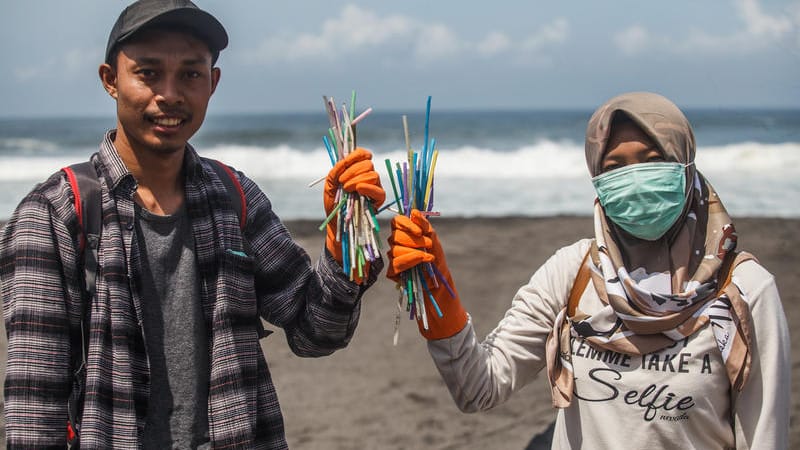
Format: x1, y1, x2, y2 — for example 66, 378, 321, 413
0, 130, 381, 449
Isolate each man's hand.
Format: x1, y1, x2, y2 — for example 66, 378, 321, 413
323, 148, 385, 264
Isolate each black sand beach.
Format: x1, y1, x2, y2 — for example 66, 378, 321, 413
1, 216, 797, 449
270, 216, 798, 449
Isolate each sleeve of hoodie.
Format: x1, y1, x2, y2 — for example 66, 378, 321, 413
732, 260, 791, 450
426, 239, 591, 412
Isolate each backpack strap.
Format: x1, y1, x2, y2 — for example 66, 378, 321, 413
207, 159, 247, 231
63, 163, 102, 297
61, 162, 102, 448
716, 250, 743, 446
206, 159, 271, 339
567, 249, 592, 317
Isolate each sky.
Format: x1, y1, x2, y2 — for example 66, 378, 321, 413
1, 0, 798, 118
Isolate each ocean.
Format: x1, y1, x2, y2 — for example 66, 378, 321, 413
0, 109, 798, 220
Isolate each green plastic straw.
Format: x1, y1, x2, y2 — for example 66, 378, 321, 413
384, 159, 403, 214
367, 202, 380, 231
406, 276, 414, 309
357, 246, 365, 278
350, 91, 356, 121
318, 197, 346, 231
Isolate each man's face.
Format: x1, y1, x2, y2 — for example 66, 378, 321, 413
100, 29, 220, 156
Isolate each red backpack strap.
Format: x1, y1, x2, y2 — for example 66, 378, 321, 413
60, 162, 102, 449
208, 159, 247, 231
62, 166, 85, 251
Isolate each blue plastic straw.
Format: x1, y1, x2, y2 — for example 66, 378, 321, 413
395, 164, 406, 214
342, 231, 350, 276
412, 152, 420, 209
422, 96, 432, 171
322, 135, 337, 166
418, 269, 443, 317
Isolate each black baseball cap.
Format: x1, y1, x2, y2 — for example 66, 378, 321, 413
105, 0, 228, 64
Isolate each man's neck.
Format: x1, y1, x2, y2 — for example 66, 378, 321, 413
113, 130, 186, 215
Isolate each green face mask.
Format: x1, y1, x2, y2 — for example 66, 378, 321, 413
592, 162, 689, 241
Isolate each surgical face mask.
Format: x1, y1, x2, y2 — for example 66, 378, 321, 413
592, 162, 690, 241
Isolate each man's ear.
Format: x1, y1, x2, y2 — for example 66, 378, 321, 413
210, 67, 221, 96
99, 63, 118, 99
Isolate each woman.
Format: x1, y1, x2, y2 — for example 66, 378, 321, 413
386, 92, 790, 449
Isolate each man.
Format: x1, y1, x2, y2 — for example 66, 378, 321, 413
0, 0, 385, 448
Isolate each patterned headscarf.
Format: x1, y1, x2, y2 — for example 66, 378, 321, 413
546, 92, 754, 408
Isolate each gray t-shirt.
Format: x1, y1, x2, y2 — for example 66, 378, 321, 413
135, 204, 210, 449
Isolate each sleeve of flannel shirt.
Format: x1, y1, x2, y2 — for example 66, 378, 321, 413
0, 176, 80, 448
238, 172, 383, 357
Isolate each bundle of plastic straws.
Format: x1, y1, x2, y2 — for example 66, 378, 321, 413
316, 92, 381, 283
383, 96, 455, 344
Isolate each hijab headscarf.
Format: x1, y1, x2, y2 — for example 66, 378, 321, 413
546, 92, 754, 408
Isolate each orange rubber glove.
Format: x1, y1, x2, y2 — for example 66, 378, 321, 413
324, 148, 386, 265
387, 209, 468, 340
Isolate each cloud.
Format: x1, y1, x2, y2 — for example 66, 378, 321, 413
14, 47, 100, 82
241, 5, 414, 63
614, 0, 797, 56
521, 18, 569, 52
614, 25, 651, 55
413, 24, 464, 61
13, 66, 46, 82
241, 4, 568, 66
471, 19, 571, 59
792, 2, 800, 49
477, 32, 512, 56
738, 0, 793, 38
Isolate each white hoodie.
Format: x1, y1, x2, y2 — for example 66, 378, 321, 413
427, 239, 790, 449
